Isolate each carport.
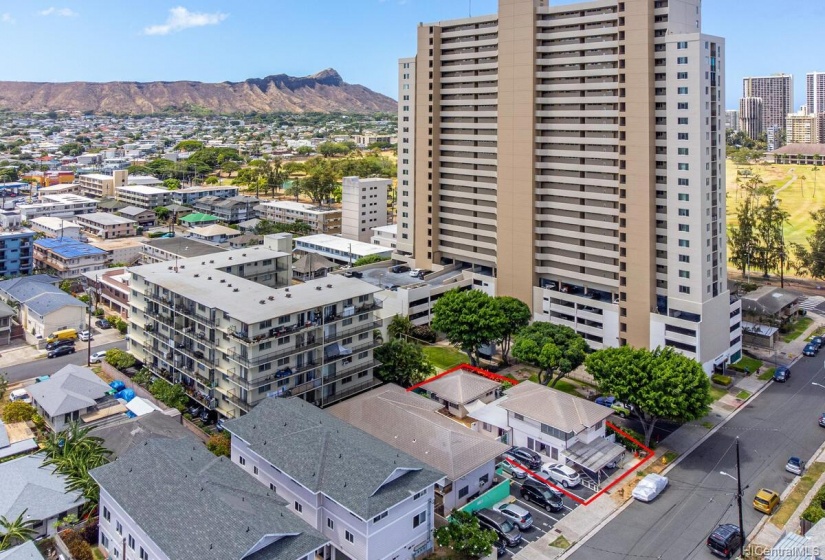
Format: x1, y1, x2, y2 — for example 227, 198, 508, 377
563, 437, 626, 490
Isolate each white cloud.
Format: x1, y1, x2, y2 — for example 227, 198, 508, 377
38, 7, 78, 17
143, 6, 228, 36
1, 13, 15, 24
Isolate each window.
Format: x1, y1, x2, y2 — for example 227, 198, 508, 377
678, 178, 689, 186
269, 482, 277, 492
678, 224, 689, 232
677, 102, 688, 109
514, 413, 524, 421
677, 117, 688, 124
677, 41, 688, 49
345, 531, 354, 543
414, 490, 425, 500
679, 285, 691, 294
677, 56, 688, 64
678, 132, 689, 140
253, 466, 259, 475
259, 320, 272, 329
678, 193, 689, 201
128, 535, 135, 550
327, 518, 334, 529
101, 534, 109, 548
413, 511, 427, 528
458, 486, 469, 498
239, 456, 246, 466
103, 506, 110, 522
294, 501, 303, 513
679, 254, 690, 263
679, 270, 690, 278
677, 72, 688, 79
116, 521, 122, 535
679, 239, 690, 247
678, 87, 688, 94
479, 473, 490, 485
678, 208, 690, 216
678, 163, 689, 170
678, 148, 689, 155
373, 511, 388, 523
140, 548, 149, 560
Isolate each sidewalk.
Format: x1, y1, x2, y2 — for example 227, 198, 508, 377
0, 328, 125, 371
516, 317, 824, 560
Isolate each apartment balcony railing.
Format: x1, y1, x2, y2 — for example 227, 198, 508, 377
224, 391, 252, 412
320, 378, 385, 407
323, 320, 382, 343
321, 360, 381, 385
323, 339, 378, 364
228, 320, 322, 345
224, 361, 318, 390
226, 337, 322, 367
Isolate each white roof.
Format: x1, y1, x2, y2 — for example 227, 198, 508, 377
296, 234, 393, 258
31, 216, 81, 230
188, 224, 243, 237
371, 223, 397, 234
125, 397, 161, 417
116, 185, 168, 195
76, 212, 136, 226
258, 200, 340, 215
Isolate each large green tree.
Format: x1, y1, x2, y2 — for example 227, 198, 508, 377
511, 323, 588, 387
585, 346, 712, 447
754, 194, 789, 278
0, 510, 38, 551
387, 315, 413, 340
434, 510, 497, 558
495, 296, 531, 365
792, 209, 825, 278
432, 289, 506, 366
374, 339, 435, 387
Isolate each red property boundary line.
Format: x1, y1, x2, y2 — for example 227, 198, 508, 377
406, 362, 518, 392
504, 421, 654, 506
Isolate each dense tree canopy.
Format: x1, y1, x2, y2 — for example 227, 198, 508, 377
432, 289, 506, 366
585, 346, 712, 446
434, 510, 497, 558
793, 209, 825, 278
374, 339, 435, 387
495, 296, 531, 365
511, 322, 588, 386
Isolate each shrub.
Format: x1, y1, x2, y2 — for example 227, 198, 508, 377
739, 282, 759, 293
802, 485, 825, 524
207, 433, 231, 457
105, 348, 136, 370
711, 374, 732, 386
149, 378, 188, 411
60, 529, 94, 560
132, 368, 152, 387
2, 401, 36, 423
411, 325, 437, 343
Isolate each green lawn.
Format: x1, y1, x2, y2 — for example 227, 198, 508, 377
527, 374, 580, 396
732, 356, 762, 373
758, 367, 776, 381
736, 390, 751, 400
782, 317, 813, 343
807, 326, 825, 340
421, 345, 467, 370
709, 386, 727, 402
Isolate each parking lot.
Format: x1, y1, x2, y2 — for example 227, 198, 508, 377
356, 264, 467, 291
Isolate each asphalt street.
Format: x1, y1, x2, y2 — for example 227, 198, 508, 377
4, 340, 127, 384
570, 354, 825, 560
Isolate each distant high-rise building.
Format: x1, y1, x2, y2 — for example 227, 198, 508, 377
739, 97, 764, 140
401, 0, 740, 371
806, 72, 825, 114
725, 110, 740, 132
786, 106, 820, 144
742, 74, 793, 145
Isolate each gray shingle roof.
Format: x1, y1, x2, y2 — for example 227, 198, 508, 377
329, 385, 509, 480
0, 454, 85, 523
27, 364, 111, 417
420, 369, 501, 405
0, 541, 46, 560
24, 292, 86, 317
1, 281, 64, 305
90, 411, 193, 459
741, 286, 802, 315
224, 397, 444, 520
90, 437, 328, 560
498, 381, 614, 434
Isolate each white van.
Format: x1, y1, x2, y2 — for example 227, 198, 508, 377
9, 388, 32, 404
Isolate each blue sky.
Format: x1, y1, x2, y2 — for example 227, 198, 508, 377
0, 0, 822, 108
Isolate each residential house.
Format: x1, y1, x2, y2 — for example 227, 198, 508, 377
764, 518, 825, 559
341, 177, 389, 243
17, 194, 98, 221
0, 229, 35, 277
127, 249, 383, 418
227, 233, 262, 248
115, 185, 172, 209
140, 237, 226, 264
116, 206, 156, 227
471, 381, 622, 482
295, 234, 392, 267
255, 200, 342, 235
28, 364, 126, 432
90, 437, 330, 560
0, 541, 46, 560
33, 238, 107, 278
0, 419, 38, 460
187, 224, 243, 244
95, 198, 128, 213
330, 385, 509, 515
74, 212, 137, 239
30, 217, 82, 240
194, 195, 259, 223
171, 185, 241, 205
740, 285, 803, 326
237, 218, 261, 233
0, 276, 86, 342
179, 212, 219, 228
90, 410, 191, 459
0, 300, 15, 345
292, 253, 337, 281
414, 367, 501, 419
225, 397, 443, 560
0, 454, 85, 538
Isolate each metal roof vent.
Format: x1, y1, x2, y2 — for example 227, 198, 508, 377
268, 296, 274, 301
260, 300, 265, 304
233, 288, 239, 292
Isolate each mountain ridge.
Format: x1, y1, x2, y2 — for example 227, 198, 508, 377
0, 69, 397, 114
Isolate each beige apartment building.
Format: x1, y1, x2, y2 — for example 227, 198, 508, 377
127, 247, 383, 419
786, 106, 821, 144
74, 212, 137, 240
254, 200, 342, 235
403, 0, 740, 372
341, 176, 390, 243
77, 170, 127, 199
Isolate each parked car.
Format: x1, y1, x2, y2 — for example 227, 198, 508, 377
786, 456, 805, 475
506, 447, 542, 470
773, 366, 791, 382
819, 412, 825, 428
409, 268, 424, 277
497, 503, 533, 530
706, 524, 742, 558
519, 479, 564, 512
215, 418, 226, 432
474, 509, 522, 547
46, 339, 75, 351
389, 264, 410, 274
78, 330, 92, 342
812, 336, 824, 350
95, 319, 112, 329
632, 473, 669, 502
804, 343, 819, 357
188, 405, 203, 418
498, 460, 528, 479
9, 389, 32, 404
89, 350, 108, 364
540, 462, 581, 488
594, 396, 633, 418
752, 488, 780, 514
48, 345, 75, 358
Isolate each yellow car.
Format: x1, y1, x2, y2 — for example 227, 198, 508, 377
753, 489, 780, 514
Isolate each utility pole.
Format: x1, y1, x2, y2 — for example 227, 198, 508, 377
736, 437, 745, 559
86, 282, 99, 366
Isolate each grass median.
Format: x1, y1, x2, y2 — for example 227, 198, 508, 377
771, 461, 825, 528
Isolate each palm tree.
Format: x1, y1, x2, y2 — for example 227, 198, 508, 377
813, 163, 820, 197
800, 174, 807, 197
0, 510, 38, 551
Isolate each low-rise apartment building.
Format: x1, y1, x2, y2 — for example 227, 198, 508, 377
88, 238, 143, 267
140, 237, 226, 264
84, 268, 131, 317
171, 185, 241, 205
0, 229, 35, 276
115, 185, 172, 209
74, 212, 137, 239
295, 234, 392, 266
116, 206, 155, 227
127, 248, 383, 419
17, 194, 98, 221
370, 224, 397, 250
33, 238, 107, 279
77, 170, 127, 199
341, 176, 389, 243
225, 397, 442, 560
30, 217, 82, 240
194, 195, 259, 223
255, 200, 342, 235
